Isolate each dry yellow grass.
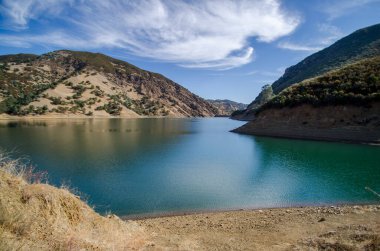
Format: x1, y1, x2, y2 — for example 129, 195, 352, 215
0, 152, 148, 250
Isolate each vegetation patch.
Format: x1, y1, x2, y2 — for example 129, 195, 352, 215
258, 57, 380, 113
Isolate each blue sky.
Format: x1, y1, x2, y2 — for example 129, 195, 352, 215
0, 0, 380, 103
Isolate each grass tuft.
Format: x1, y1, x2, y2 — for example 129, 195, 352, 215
0, 151, 47, 184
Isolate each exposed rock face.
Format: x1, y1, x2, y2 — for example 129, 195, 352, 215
233, 102, 380, 144
0, 50, 218, 118
207, 99, 247, 116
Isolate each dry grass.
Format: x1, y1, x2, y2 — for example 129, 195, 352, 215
0, 151, 149, 250
0, 152, 47, 184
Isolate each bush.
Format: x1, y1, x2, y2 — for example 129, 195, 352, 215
49, 96, 65, 105
103, 101, 122, 115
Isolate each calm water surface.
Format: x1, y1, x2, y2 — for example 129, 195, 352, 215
0, 118, 379, 215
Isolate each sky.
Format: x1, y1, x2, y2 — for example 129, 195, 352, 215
0, 0, 380, 103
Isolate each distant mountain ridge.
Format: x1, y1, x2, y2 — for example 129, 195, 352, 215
207, 99, 247, 116
0, 50, 218, 118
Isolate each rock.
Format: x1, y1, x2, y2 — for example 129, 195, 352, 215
318, 217, 326, 222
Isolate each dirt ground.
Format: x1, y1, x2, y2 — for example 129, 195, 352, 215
136, 205, 380, 250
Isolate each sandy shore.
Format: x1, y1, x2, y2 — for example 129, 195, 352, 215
136, 205, 380, 250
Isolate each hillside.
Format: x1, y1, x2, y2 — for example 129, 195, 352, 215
233, 23, 380, 120
272, 23, 380, 93
233, 57, 380, 143
0, 50, 218, 118
261, 57, 380, 110
207, 99, 247, 116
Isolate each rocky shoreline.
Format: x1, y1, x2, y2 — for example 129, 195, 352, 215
137, 204, 380, 250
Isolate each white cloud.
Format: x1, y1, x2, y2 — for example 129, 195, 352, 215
317, 23, 343, 45
0, 0, 73, 30
0, 0, 300, 69
277, 42, 322, 52
0, 32, 91, 48
244, 69, 283, 77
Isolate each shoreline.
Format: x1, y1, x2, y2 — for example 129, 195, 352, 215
0, 114, 171, 120
232, 130, 380, 146
122, 201, 380, 220
0, 114, 227, 121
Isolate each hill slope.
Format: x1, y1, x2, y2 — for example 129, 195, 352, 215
207, 99, 247, 116
261, 57, 380, 110
272, 23, 380, 93
233, 23, 380, 120
0, 50, 218, 118
233, 57, 380, 144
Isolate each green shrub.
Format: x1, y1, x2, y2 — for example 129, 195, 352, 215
103, 101, 122, 115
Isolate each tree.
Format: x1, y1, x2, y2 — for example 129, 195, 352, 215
247, 84, 274, 110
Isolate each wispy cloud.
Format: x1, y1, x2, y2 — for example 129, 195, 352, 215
0, 0, 73, 30
277, 23, 343, 52
0, 0, 300, 69
322, 0, 380, 19
317, 23, 343, 45
0, 32, 90, 48
244, 69, 283, 77
277, 42, 322, 52
208, 67, 283, 81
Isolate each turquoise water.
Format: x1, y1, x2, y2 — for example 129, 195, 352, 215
0, 118, 379, 215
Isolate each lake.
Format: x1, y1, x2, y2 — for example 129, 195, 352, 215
0, 118, 379, 216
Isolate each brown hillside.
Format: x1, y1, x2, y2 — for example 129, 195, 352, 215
0, 50, 218, 118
